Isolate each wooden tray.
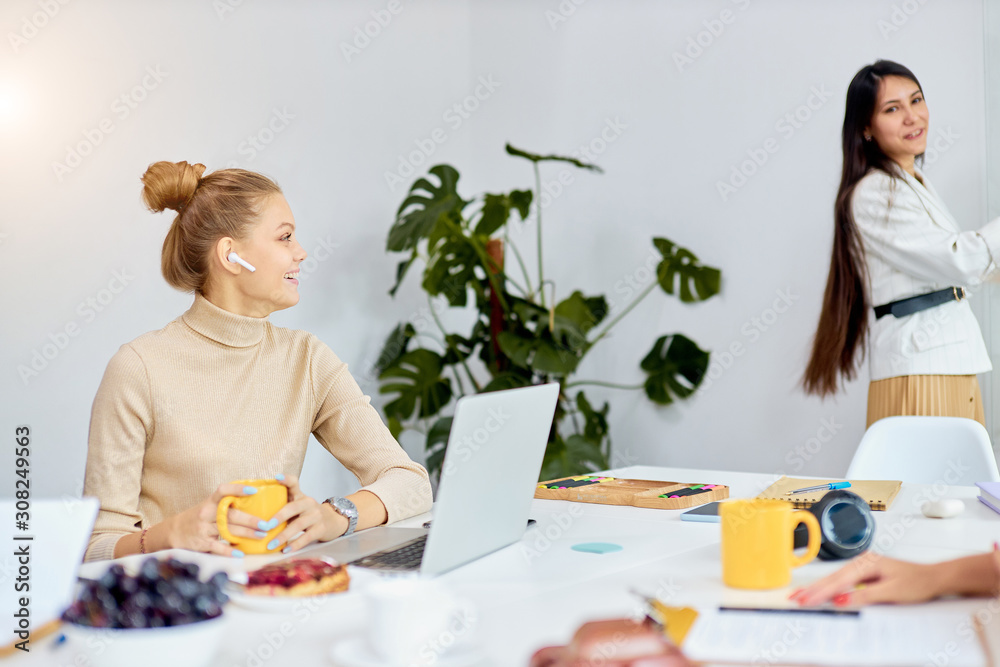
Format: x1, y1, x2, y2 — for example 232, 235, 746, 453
535, 475, 729, 510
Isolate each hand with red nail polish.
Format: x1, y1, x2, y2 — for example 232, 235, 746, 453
794, 551, 1000, 607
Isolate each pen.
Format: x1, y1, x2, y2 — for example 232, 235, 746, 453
719, 606, 860, 617
785, 481, 851, 495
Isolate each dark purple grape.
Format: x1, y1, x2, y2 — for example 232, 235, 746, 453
104, 564, 125, 584
66, 556, 226, 629
139, 557, 160, 583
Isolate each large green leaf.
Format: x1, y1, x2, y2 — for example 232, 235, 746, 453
373, 323, 415, 376
653, 237, 721, 303
473, 190, 534, 236
509, 190, 532, 220
387, 416, 403, 440
481, 372, 532, 393
576, 391, 609, 444
538, 435, 607, 481
565, 434, 609, 470
497, 331, 580, 376
379, 349, 453, 421
496, 331, 534, 368
505, 144, 604, 173
551, 291, 608, 351
441, 331, 480, 366
530, 340, 580, 375
639, 334, 710, 405
421, 233, 480, 307
388, 252, 418, 298
424, 416, 453, 478
387, 165, 467, 252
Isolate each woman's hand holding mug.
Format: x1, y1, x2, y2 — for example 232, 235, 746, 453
167, 481, 277, 557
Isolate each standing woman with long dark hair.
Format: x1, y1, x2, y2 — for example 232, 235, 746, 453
804, 60, 1000, 426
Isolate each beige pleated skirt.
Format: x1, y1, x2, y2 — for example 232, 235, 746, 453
866, 374, 985, 428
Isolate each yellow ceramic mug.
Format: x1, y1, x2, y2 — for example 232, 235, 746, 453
216, 479, 288, 554
720, 499, 821, 589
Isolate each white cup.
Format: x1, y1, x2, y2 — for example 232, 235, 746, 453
366, 579, 477, 665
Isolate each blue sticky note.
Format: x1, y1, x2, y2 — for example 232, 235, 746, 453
571, 542, 623, 554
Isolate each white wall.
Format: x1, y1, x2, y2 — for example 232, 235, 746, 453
0, 0, 993, 503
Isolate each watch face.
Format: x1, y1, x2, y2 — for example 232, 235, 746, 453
334, 497, 358, 518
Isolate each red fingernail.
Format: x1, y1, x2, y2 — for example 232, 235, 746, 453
788, 588, 803, 600
833, 593, 851, 607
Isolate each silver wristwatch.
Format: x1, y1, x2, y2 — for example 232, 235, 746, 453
324, 496, 358, 537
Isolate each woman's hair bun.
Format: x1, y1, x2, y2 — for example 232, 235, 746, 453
140, 161, 207, 213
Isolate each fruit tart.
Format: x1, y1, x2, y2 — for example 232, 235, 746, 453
244, 558, 350, 597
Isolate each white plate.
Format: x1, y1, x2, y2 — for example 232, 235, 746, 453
226, 566, 379, 613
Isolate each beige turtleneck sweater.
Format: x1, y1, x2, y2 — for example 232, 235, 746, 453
83, 293, 431, 561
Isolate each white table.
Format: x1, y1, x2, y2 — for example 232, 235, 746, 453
15, 466, 1000, 666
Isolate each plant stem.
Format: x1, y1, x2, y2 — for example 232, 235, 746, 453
506, 237, 536, 303
534, 162, 545, 308
451, 364, 466, 396
427, 294, 481, 393
587, 281, 658, 349
501, 270, 531, 299
448, 218, 510, 313
564, 380, 645, 390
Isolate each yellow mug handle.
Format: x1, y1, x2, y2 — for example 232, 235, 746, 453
790, 511, 821, 568
216, 496, 238, 544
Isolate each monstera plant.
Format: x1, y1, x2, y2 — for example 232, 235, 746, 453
375, 144, 721, 481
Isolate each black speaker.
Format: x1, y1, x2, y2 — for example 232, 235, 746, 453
792, 490, 875, 560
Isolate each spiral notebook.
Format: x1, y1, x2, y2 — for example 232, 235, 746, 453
756, 476, 902, 511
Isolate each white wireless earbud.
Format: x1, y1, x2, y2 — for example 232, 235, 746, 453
227, 252, 256, 272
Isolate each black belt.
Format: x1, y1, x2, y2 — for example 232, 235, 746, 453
874, 286, 967, 319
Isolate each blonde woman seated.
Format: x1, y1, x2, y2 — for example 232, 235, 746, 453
83, 161, 431, 561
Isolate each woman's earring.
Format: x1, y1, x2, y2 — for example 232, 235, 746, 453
863, 134, 872, 142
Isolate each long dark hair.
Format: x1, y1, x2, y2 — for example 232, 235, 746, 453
803, 60, 923, 396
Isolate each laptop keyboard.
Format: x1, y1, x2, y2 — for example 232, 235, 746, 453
350, 535, 427, 571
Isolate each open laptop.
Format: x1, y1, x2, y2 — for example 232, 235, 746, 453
291, 382, 559, 576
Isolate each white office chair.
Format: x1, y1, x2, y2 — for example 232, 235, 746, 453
846, 416, 1000, 484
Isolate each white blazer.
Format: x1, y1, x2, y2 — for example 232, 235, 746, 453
853, 167, 1000, 380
